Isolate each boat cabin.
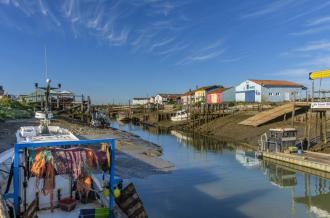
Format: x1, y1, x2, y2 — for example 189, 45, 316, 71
260, 128, 297, 152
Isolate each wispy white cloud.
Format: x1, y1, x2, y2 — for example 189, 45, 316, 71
156, 43, 188, 56
241, 0, 294, 19
290, 25, 330, 36
148, 37, 175, 52
287, 1, 330, 22
307, 16, 330, 26
0, 0, 208, 61
295, 40, 330, 52
177, 39, 225, 65
307, 56, 330, 67
273, 68, 309, 77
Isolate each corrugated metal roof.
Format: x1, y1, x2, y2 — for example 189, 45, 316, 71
250, 80, 304, 88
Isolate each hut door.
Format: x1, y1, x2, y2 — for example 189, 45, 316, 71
245, 90, 255, 102
284, 92, 290, 101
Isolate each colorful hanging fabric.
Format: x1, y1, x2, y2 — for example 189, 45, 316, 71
52, 150, 69, 174
30, 151, 46, 178
43, 162, 55, 195
86, 149, 98, 169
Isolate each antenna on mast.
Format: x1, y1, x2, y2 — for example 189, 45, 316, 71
44, 46, 48, 79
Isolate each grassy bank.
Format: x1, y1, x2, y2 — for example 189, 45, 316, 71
0, 98, 33, 121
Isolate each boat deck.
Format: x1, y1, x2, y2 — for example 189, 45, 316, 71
37, 202, 100, 218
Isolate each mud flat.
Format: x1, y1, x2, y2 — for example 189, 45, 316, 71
195, 111, 318, 148
0, 118, 174, 179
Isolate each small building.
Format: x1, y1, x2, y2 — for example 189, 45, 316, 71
194, 85, 222, 103
155, 94, 181, 105
207, 87, 225, 104
222, 87, 236, 103
132, 97, 149, 105
149, 96, 155, 104
235, 80, 305, 103
207, 87, 236, 104
181, 90, 195, 105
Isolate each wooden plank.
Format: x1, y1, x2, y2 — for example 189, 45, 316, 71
239, 103, 303, 127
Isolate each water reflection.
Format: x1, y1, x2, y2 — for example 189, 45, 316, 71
235, 150, 260, 168
262, 161, 297, 188
111, 121, 330, 218
260, 159, 330, 217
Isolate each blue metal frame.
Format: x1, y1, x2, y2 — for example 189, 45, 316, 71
11, 138, 116, 216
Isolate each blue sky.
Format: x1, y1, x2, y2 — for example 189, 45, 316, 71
1, 0, 330, 103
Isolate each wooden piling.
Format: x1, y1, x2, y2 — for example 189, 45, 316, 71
307, 109, 312, 149
292, 103, 296, 127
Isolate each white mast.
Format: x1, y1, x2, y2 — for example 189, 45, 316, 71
44, 46, 48, 79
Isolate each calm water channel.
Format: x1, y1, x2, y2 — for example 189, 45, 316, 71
112, 121, 330, 218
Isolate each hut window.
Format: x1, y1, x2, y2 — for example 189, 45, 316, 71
276, 92, 280, 96
269, 92, 273, 96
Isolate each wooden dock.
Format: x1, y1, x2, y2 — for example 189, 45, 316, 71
262, 151, 330, 173
239, 103, 308, 127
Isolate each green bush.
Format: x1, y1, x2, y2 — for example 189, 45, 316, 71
0, 97, 33, 120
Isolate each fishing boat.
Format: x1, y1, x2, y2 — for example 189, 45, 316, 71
171, 110, 189, 122
0, 79, 147, 218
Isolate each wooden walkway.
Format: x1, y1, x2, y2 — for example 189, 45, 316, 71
263, 151, 330, 173
239, 103, 305, 127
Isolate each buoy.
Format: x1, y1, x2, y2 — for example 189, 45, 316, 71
114, 188, 121, 198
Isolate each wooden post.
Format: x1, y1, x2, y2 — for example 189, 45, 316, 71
307, 110, 312, 149
320, 112, 323, 143
312, 80, 315, 102
304, 111, 308, 138
323, 111, 327, 144
292, 103, 296, 127
316, 111, 319, 137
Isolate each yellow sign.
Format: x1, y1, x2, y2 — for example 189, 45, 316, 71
309, 69, 330, 80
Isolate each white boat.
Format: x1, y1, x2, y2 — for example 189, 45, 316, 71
35, 111, 53, 120
0, 79, 147, 218
0, 121, 124, 217
171, 110, 189, 122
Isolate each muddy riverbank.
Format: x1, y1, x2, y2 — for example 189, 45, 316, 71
0, 118, 174, 179
140, 110, 327, 152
